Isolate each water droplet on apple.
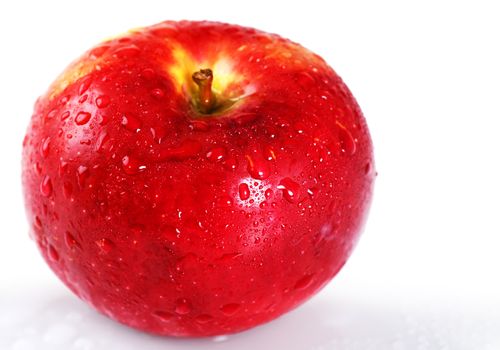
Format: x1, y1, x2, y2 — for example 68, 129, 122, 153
263, 146, 277, 161
364, 162, 371, 175
217, 252, 242, 262
75, 111, 91, 126
95, 238, 113, 254
277, 177, 300, 203
45, 109, 57, 121
60, 111, 70, 121
48, 244, 59, 261
195, 314, 213, 324
336, 121, 356, 155
141, 68, 155, 80
294, 274, 314, 290
206, 146, 226, 162
40, 137, 51, 158
77, 165, 89, 187
265, 188, 273, 198
78, 76, 92, 95
307, 187, 318, 198
122, 155, 146, 175
121, 114, 142, 132
95, 95, 110, 108
220, 303, 240, 316
34, 215, 42, 230
163, 225, 179, 241
153, 310, 174, 322
34, 162, 42, 175
189, 120, 210, 131
175, 299, 191, 315
238, 183, 250, 200
246, 154, 270, 180
40, 175, 53, 197
150, 88, 165, 99
223, 157, 238, 171
65, 231, 80, 249
79, 94, 88, 104
113, 45, 141, 58
95, 132, 109, 152
58, 160, 68, 176
158, 139, 201, 161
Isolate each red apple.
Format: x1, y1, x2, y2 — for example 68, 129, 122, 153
22, 21, 375, 337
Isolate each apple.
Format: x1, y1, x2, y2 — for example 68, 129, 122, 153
22, 21, 375, 337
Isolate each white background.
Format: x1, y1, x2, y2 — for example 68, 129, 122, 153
1, 1, 499, 349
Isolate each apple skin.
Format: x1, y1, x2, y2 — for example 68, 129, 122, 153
22, 21, 375, 337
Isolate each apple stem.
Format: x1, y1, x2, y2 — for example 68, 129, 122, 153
192, 69, 215, 114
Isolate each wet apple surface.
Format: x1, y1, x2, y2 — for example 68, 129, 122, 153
22, 21, 375, 337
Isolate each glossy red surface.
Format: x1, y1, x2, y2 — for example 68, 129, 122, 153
22, 21, 374, 336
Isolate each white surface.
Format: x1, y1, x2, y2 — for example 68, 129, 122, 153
1, 0, 500, 349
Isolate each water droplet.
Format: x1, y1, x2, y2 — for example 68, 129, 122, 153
58, 160, 68, 176
153, 310, 175, 322
121, 114, 142, 132
48, 244, 59, 261
206, 146, 226, 162
246, 154, 270, 179
151, 88, 164, 99
141, 68, 155, 80
264, 146, 277, 161
220, 303, 240, 316
77, 165, 89, 187
89, 45, 109, 58
122, 155, 146, 175
163, 226, 180, 241
34, 162, 42, 175
78, 94, 88, 104
195, 314, 213, 324
65, 232, 80, 249
158, 139, 201, 161
114, 45, 141, 58
22, 134, 29, 147
34, 216, 42, 230
60, 111, 70, 121
223, 157, 238, 171
41, 137, 51, 158
293, 121, 307, 134
217, 252, 242, 262
307, 187, 318, 197
175, 299, 191, 315
150, 126, 166, 144
40, 175, 53, 197
294, 274, 314, 290
277, 177, 300, 203
238, 183, 250, 200
189, 120, 210, 131
265, 188, 273, 198
95, 132, 109, 152
45, 109, 57, 121
336, 121, 356, 155
95, 238, 113, 254
364, 162, 371, 175
78, 77, 92, 95
75, 111, 91, 125
95, 95, 110, 108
